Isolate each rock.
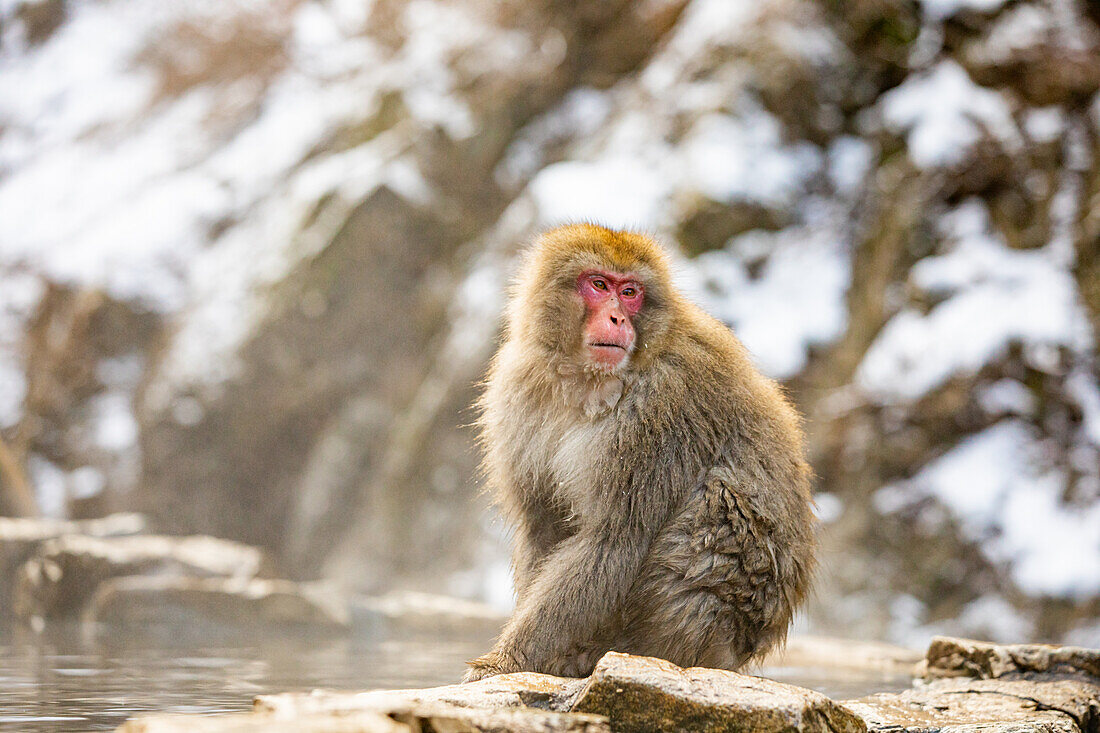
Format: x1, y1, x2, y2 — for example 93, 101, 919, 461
255, 673, 584, 717
86, 575, 349, 631
130, 642, 1100, 733
0, 512, 146, 540
568, 652, 867, 733
13, 533, 264, 621
0, 513, 146, 615
259, 651, 875, 733
351, 591, 507, 634
121, 703, 607, 733
922, 636, 1100, 680
845, 676, 1100, 733
844, 637, 1100, 733
118, 710, 410, 732
384, 702, 608, 733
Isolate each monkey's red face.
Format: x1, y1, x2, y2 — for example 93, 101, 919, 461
577, 271, 644, 370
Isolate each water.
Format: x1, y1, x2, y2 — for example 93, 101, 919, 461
0, 622, 492, 732
0, 624, 913, 732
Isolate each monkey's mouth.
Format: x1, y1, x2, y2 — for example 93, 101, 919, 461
586, 342, 631, 369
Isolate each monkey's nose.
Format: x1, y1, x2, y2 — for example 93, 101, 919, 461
609, 313, 621, 325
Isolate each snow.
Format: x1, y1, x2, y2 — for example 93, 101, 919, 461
686, 209, 851, 379
813, 492, 843, 523
978, 379, 1037, 418
977, 4, 1065, 65
528, 96, 822, 249
920, 0, 1009, 22
498, 87, 612, 187
529, 157, 669, 230
0, 355, 25, 430
858, 200, 1093, 401
827, 136, 875, 197
69, 466, 106, 500
880, 60, 1019, 169
0, 0, 506, 404
89, 391, 139, 451
954, 596, 1033, 642
1024, 107, 1066, 143
883, 419, 1100, 598
1066, 620, 1100, 647
1067, 369, 1100, 446
683, 109, 821, 208
0, 271, 41, 428
640, 0, 760, 95
26, 455, 66, 518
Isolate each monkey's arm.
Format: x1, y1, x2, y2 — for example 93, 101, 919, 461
509, 491, 576, 602
467, 516, 655, 680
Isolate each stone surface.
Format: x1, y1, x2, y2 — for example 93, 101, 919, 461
87, 575, 349, 630
13, 533, 264, 620
844, 636, 1100, 733
845, 676, 1100, 733
255, 673, 583, 717
383, 702, 607, 733
120, 704, 607, 733
923, 636, 1100, 680
118, 710, 410, 732
568, 652, 867, 733
351, 590, 507, 634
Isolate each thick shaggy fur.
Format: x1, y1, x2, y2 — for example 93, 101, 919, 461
467, 224, 816, 680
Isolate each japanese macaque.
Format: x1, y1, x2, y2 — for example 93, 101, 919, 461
465, 224, 816, 681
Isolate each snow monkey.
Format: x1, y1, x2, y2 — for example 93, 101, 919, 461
465, 224, 816, 681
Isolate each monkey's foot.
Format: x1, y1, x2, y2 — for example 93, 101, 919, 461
461, 664, 501, 683
462, 650, 519, 683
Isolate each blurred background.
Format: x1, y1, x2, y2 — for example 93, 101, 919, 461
0, 0, 1098, 651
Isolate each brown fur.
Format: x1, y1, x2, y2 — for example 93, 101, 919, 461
465, 223, 817, 680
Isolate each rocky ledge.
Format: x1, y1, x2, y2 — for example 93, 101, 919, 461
118, 636, 1100, 733
0, 514, 505, 636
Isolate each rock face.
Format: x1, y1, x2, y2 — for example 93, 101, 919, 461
1, 516, 353, 633
848, 677, 1099, 733
253, 673, 586, 718
0, 513, 145, 616
13, 532, 263, 621
119, 638, 1100, 733
569, 652, 867, 733
86, 575, 350, 631
845, 637, 1100, 733
121, 707, 607, 733
253, 652, 866, 733
118, 710, 413, 733
923, 635, 1100, 680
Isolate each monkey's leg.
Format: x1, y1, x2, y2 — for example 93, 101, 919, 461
613, 467, 809, 671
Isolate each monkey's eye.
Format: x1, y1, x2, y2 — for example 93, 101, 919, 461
592, 278, 609, 291
621, 286, 636, 298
